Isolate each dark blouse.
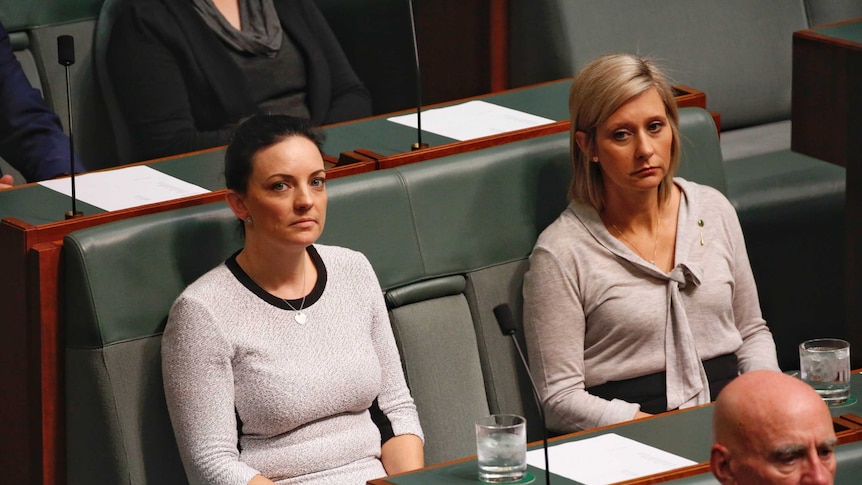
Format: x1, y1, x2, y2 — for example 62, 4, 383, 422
225, 31, 311, 119
107, 0, 371, 162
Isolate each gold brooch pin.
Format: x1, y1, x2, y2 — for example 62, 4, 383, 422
698, 219, 705, 246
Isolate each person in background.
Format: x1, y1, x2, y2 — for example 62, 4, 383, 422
522, 53, 779, 433
710, 370, 836, 485
107, 0, 371, 162
162, 114, 423, 485
0, 21, 84, 189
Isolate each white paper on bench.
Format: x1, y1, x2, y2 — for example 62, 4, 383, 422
525, 432, 697, 485
386, 100, 554, 141
39, 165, 210, 212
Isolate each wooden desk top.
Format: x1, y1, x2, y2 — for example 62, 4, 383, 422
798, 16, 862, 46
791, 17, 862, 168
370, 373, 862, 485
334, 81, 708, 170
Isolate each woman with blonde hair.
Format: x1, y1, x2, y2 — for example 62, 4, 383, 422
523, 53, 779, 433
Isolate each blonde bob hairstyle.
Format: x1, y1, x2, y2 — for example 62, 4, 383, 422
568, 53, 680, 211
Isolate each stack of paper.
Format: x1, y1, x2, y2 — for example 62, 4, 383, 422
39, 166, 210, 212
387, 100, 554, 141
526, 433, 697, 485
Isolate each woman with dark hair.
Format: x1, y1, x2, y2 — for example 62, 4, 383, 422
523, 54, 779, 433
162, 115, 423, 485
107, 0, 371, 162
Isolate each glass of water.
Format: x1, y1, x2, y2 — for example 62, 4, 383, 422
476, 414, 527, 483
799, 338, 851, 405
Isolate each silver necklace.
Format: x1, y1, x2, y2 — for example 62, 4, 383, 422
612, 209, 661, 265
282, 258, 308, 325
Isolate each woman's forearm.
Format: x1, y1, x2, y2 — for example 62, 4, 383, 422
248, 474, 276, 485
381, 434, 424, 476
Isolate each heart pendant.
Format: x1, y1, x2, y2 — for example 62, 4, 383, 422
294, 312, 308, 325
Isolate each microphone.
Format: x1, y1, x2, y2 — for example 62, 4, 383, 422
407, 0, 427, 151
58, 35, 75, 66
493, 304, 551, 485
58, 35, 83, 219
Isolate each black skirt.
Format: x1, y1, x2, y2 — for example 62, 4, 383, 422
587, 353, 738, 414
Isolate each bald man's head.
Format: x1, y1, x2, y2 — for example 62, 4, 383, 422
710, 370, 836, 485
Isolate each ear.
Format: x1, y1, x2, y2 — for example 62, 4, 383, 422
710, 444, 736, 485
574, 130, 593, 160
225, 190, 249, 222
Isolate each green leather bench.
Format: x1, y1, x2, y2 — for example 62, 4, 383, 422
62, 107, 832, 482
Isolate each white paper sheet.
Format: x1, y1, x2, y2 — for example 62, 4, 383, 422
38, 165, 210, 212
387, 100, 555, 141
526, 433, 697, 485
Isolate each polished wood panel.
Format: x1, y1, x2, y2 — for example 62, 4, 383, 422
417, 0, 492, 104
489, 0, 508, 91
792, 19, 862, 167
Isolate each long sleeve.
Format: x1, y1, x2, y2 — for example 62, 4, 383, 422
292, 0, 371, 124
724, 199, 780, 372
163, 247, 415, 484
106, 0, 369, 163
523, 246, 641, 433
362, 257, 423, 441
522, 180, 779, 434
106, 0, 238, 161
162, 296, 260, 485
0, 23, 83, 181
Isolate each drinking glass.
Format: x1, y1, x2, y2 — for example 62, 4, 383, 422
476, 414, 527, 483
799, 338, 851, 405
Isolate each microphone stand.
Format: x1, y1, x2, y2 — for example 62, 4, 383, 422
494, 304, 551, 485
508, 333, 550, 485
58, 35, 82, 219
408, 0, 428, 151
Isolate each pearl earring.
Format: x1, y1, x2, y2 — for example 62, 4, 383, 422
245, 217, 253, 224
591, 156, 599, 162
